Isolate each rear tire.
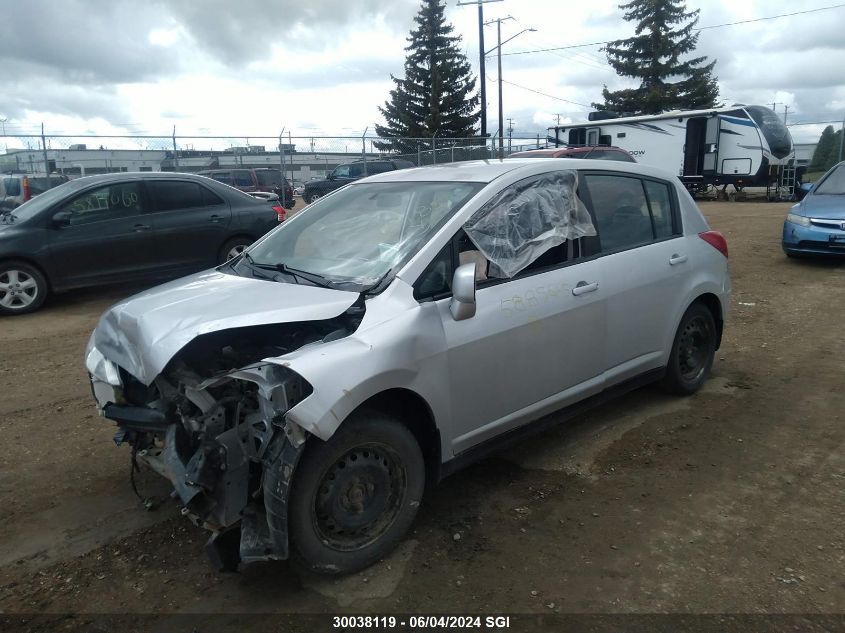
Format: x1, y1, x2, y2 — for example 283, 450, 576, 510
0, 260, 48, 315
287, 411, 425, 575
660, 302, 717, 395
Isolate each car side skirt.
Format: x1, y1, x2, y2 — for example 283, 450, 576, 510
438, 367, 665, 481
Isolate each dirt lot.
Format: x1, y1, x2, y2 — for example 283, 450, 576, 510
1, 201, 844, 623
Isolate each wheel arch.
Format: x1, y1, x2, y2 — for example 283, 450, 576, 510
690, 292, 724, 350
345, 388, 442, 487
0, 256, 53, 292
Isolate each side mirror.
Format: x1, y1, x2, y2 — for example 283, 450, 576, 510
449, 262, 477, 321
52, 210, 72, 228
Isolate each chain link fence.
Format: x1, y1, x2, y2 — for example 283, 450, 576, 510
0, 133, 549, 189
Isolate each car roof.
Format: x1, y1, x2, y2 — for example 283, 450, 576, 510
360, 158, 673, 184
69, 171, 216, 184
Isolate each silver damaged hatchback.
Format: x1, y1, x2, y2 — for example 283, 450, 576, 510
86, 159, 731, 574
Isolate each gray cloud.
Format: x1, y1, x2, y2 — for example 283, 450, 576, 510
0, 1, 179, 84
0, 79, 130, 125
158, 0, 419, 64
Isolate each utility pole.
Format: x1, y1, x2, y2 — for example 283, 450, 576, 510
279, 127, 286, 183
497, 19, 504, 158
483, 17, 533, 159
457, 0, 504, 140
783, 105, 789, 125
41, 123, 50, 178
361, 126, 369, 175
172, 125, 179, 171
506, 117, 514, 154
838, 113, 845, 163
0, 118, 7, 152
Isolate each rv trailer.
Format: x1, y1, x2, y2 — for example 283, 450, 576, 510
548, 105, 794, 193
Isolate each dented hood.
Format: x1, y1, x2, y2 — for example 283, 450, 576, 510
89, 270, 360, 385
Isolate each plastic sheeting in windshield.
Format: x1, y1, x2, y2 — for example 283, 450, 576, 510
462, 170, 596, 278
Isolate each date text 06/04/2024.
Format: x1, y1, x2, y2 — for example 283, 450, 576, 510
332, 616, 512, 629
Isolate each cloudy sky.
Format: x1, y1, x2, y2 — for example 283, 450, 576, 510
1, 0, 843, 146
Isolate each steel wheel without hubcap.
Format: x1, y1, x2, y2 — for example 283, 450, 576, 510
286, 413, 424, 574
0, 269, 39, 311
660, 302, 717, 395
677, 315, 711, 383
313, 443, 406, 552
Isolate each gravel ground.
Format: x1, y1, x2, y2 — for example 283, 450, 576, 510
0, 200, 843, 626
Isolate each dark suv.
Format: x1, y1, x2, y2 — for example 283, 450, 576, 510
197, 168, 294, 209
303, 159, 415, 203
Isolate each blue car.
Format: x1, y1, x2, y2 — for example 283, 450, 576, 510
782, 161, 845, 257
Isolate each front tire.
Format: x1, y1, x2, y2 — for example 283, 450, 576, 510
219, 237, 253, 264
287, 411, 425, 575
660, 302, 717, 395
0, 260, 48, 315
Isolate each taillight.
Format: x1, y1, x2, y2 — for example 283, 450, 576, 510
272, 204, 285, 222
22, 176, 31, 202
699, 230, 728, 258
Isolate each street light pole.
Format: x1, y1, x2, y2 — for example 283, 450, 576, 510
484, 21, 534, 159
457, 0, 504, 139
497, 19, 503, 158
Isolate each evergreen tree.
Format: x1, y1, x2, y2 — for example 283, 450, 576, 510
375, 0, 480, 153
594, 0, 720, 114
810, 126, 837, 172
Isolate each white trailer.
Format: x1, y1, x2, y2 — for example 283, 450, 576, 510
548, 105, 794, 192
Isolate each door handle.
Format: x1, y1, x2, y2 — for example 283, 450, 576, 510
209, 214, 222, 223
669, 254, 688, 265
572, 281, 598, 296
133, 223, 151, 232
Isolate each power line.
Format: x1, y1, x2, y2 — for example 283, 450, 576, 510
487, 75, 592, 108
500, 3, 845, 57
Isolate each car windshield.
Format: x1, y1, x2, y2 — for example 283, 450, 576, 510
245, 181, 483, 287
814, 164, 845, 195
3, 179, 86, 221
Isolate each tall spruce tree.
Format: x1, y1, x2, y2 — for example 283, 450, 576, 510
810, 126, 836, 172
375, 0, 480, 152
595, 0, 719, 114
809, 125, 844, 172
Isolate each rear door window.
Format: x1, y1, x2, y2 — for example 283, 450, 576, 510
201, 186, 225, 206
584, 174, 654, 253
234, 170, 254, 187
256, 171, 282, 187
205, 172, 232, 185
148, 180, 206, 211
366, 162, 394, 175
